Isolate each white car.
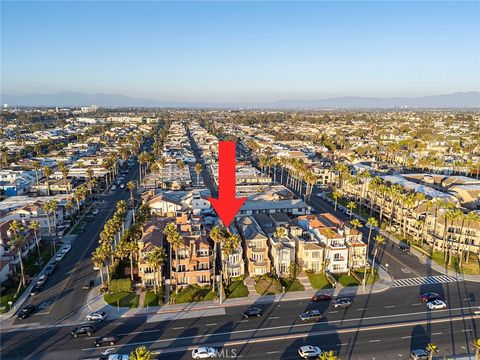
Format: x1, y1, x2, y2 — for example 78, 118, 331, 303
427, 299, 447, 310
92, 208, 99, 215
111, 185, 117, 190
55, 253, 65, 262
107, 355, 129, 360
191, 346, 217, 359
61, 244, 71, 254
86, 311, 108, 321
474, 307, 480, 315
120, 183, 125, 189
37, 274, 48, 286
298, 345, 322, 359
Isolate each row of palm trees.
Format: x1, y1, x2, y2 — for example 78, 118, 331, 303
335, 165, 480, 266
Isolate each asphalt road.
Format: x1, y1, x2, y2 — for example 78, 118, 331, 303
10, 162, 140, 326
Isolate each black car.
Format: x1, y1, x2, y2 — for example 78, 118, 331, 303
17, 304, 35, 319
30, 283, 43, 296
94, 335, 119, 347
242, 307, 262, 318
399, 243, 410, 252
82, 279, 95, 290
44, 263, 56, 275
71, 325, 96, 337
332, 297, 353, 308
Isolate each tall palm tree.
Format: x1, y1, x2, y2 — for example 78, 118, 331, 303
8, 220, 26, 287
210, 225, 230, 291
92, 248, 105, 288
364, 217, 378, 286
426, 343, 438, 360
28, 220, 41, 259
125, 241, 138, 281
43, 166, 52, 195
332, 190, 342, 211
222, 233, 240, 286
129, 345, 154, 360
127, 180, 136, 223
347, 201, 357, 220
371, 235, 385, 276
147, 247, 167, 293
194, 163, 202, 187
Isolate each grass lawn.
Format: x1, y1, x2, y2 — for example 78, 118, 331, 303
255, 276, 281, 295
104, 292, 139, 308
306, 273, 333, 289
334, 274, 360, 287
226, 280, 249, 299
354, 269, 379, 285
0, 286, 24, 313
172, 285, 216, 304
280, 278, 305, 292
144, 292, 160, 307
23, 243, 53, 277
431, 251, 480, 275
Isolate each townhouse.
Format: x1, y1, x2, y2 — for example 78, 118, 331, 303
236, 216, 271, 276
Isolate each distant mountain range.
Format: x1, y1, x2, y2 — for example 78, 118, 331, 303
1, 91, 479, 109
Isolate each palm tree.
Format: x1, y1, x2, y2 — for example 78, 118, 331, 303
58, 161, 69, 193
163, 222, 182, 294
371, 235, 385, 276
209, 225, 228, 292
92, 248, 105, 288
319, 350, 338, 360
129, 345, 154, 360
125, 240, 138, 281
472, 338, 480, 360
347, 201, 357, 220
364, 217, 378, 287
138, 151, 150, 184
146, 247, 167, 293
351, 218, 362, 230
426, 343, 438, 360
32, 161, 41, 193
43, 166, 52, 195
28, 220, 41, 259
127, 180, 136, 223
222, 233, 240, 286
8, 220, 27, 287
194, 163, 202, 187
332, 190, 342, 211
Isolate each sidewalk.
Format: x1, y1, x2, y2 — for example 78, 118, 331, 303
77, 263, 393, 321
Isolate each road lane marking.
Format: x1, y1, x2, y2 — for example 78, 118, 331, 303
385, 306, 395, 308
369, 339, 381, 343
206, 323, 217, 326
357, 308, 367, 311
401, 336, 411, 339
462, 329, 471, 332
173, 327, 184, 330
81, 312, 479, 352
432, 332, 443, 335
328, 311, 338, 314
412, 303, 422, 306
267, 351, 279, 354
269, 316, 279, 319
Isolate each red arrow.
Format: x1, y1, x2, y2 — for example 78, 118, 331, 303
208, 141, 246, 227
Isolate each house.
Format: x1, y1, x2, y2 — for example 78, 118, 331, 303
222, 226, 245, 278
0, 170, 35, 196
236, 216, 271, 276
146, 189, 211, 217
137, 220, 165, 288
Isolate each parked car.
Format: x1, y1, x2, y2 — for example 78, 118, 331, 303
111, 185, 117, 190
427, 300, 447, 310
410, 349, 429, 359
299, 309, 322, 321
36, 274, 48, 286
419, 292, 440, 302
83, 279, 95, 290
95, 335, 119, 347
86, 311, 108, 321
55, 253, 65, 262
311, 293, 332, 302
61, 244, 72, 254
44, 264, 56, 275
92, 209, 99, 215
86, 215, 94, 222
332, 297, 353, 308
242, 307, 262, 318
298, 345, 322, 359
30, 283, 43, 296
399, 243, 410, 252
119, 183, 125, 189
71, 325, 96, 337
474, 307, 480, 315
191, 346, 217, 359
17, 304, 35, 319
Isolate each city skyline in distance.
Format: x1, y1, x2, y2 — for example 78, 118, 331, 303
2, 1, 479, 102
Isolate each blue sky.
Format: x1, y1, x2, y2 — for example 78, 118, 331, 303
1, 1, 479, 102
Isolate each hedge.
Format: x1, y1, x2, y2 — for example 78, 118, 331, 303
109, 278, 132, 293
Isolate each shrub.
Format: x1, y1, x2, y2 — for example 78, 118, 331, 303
109, 278, 132, 293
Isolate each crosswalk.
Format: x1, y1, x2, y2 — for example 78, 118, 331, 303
393, 275, 461, 287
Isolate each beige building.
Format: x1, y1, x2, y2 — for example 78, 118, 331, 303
236, 216, 271, 276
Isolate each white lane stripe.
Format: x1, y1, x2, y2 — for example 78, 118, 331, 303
369, 339, 381, 342
432, 332, 443, 335
173, 327, 184, 330
401, 336, 411, 339
206, 323, 217, 326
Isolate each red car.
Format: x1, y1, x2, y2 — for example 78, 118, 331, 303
311, 294, 332, 302
419, 292, 440, 302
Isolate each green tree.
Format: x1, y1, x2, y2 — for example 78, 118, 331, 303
129, 346, 154, 360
